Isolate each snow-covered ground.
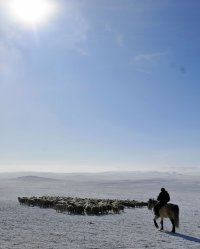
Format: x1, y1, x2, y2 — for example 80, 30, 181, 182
0, 171, 200, 249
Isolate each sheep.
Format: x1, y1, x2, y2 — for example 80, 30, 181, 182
17, 195, 147, 215
27, 198, 37, 207
84, 205, 92, 215
66, 204, 74, 214
98, 202, 108, 215
112, 204, 120, 214
18, 197, 28, 205
91, 205, 99, 215
74, 203, 84, 215
55, 204, 65, 213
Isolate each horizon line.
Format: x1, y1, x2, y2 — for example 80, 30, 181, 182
0, 169, 199, 175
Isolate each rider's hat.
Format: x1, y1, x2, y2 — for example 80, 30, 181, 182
161, 187, 165, 191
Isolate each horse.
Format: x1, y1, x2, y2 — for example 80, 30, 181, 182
148, 198, 179, 233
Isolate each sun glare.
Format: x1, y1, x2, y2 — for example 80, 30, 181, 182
9, 0, 55, 26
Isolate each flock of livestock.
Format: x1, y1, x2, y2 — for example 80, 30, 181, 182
18, 196, 148, 215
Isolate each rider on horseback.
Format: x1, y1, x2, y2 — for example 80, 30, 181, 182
154, 188, 170, 216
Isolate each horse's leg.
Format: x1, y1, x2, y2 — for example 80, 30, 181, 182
170, 218, 175, 233
160, 218, 164, 230
153, 216, 159, 228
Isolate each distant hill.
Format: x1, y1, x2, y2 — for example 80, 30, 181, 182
0, 170, 185, 182
13, 175, 61, 182
0, 171, 199, 182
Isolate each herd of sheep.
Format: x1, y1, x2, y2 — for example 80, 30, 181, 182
18, 196, 148, 215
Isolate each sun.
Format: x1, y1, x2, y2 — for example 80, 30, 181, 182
9, 0, 55, 26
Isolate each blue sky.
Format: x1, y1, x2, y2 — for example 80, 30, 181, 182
0, 0, 200, 172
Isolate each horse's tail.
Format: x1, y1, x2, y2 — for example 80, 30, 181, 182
174, 205, 179, 228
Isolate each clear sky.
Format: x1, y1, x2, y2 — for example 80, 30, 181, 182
0, 0, 200, 173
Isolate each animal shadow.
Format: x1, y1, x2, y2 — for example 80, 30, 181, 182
165, 231, 200, 244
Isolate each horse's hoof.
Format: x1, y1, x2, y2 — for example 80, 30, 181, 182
154, 220, 159, 228
171, 230, 175, 233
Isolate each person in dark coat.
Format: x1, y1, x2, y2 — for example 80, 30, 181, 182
154, 188, 170, 216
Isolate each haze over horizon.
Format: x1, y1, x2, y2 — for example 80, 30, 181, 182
0, 0, 200, 173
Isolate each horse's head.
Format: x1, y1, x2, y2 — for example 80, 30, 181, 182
147, 198, 157, 210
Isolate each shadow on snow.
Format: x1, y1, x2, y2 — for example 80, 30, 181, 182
165, 232, 200, 244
